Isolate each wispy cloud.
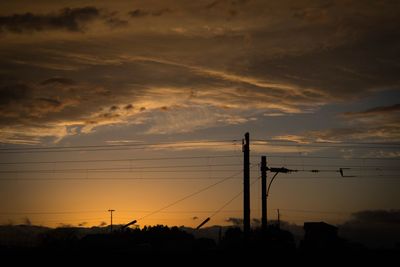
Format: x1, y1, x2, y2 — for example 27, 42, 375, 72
0, 52, 333, 143
105, 139, 144, 145
271, 104, 400, 146
343, 103, 400, 119
128, 8, 173, 18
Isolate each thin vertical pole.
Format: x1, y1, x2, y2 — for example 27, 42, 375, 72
261, 156, 267, 230
243, 132, 250, 236
108, 209, 115, 232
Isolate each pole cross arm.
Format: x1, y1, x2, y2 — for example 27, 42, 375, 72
339, 168, 356, 177
267, 167, 297, 173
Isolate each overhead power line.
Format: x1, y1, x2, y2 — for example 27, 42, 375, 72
252, 139, 400, 147
0, 176, 249, 181
1, 138, 399, 154
0, 140, 236, 150
2, 138, 399, 151
0, 210, 105, 215
137, 170, 243, 221
0, 140, 238, 154
252, 154, 400, 161
210, 176, 261, 218
270, 175, 400, 179
0, 163, 241, 174
262, 163, 400, 169
0, 175, 398, 182
0, 169, 243, 174
277, 208, 351, 215
0, 155, 241, 165
0, 209, 244, 216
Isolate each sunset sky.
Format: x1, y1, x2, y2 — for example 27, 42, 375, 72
0, 0, 399, 228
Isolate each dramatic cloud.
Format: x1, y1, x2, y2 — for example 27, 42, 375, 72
0, 1, 399, 144
0, 78, 146, 143
0, 55, 332, 143
0, 6, 127, 34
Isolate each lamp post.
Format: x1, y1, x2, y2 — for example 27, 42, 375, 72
108, 209, 115, 232
265, 167, 291, 228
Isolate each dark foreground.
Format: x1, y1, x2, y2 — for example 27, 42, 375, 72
0, 224, 398, 263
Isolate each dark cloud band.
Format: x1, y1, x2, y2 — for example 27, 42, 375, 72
0, 6, 127, 33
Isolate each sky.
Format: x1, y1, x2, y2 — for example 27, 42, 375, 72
0, 0, 399, 229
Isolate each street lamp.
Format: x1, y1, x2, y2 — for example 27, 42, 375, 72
108, 209, 115, 232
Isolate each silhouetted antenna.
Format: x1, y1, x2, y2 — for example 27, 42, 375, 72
196, 217, 210, 230
121, 219, 137, 230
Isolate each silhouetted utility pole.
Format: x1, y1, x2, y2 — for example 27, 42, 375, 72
243, 132, 250, 236
108, 209, 115, 232
261, 156, 267, 230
